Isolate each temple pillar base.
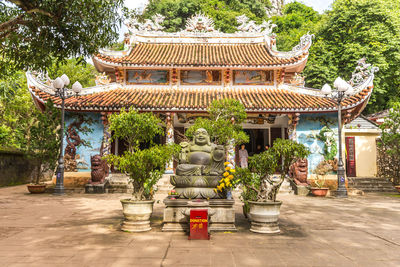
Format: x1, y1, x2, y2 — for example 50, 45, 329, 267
162, 199, 236, 232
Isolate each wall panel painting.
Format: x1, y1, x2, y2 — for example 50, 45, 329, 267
234, 70, 273, 85
181, 70, 221, 85
127, 70, 169, 84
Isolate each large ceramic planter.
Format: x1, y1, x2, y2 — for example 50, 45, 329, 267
248, 201, 282, 234
311, 187, 329, 197
120, 199, 155, 232
27, 184, 46, 194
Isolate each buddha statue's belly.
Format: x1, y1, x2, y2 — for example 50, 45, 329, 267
188, 151, 211, 165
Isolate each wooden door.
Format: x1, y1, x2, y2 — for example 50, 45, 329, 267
270, 128, 282, 146
345, 136, 356, 177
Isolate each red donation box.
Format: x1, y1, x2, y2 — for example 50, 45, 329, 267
189, 209, 210, 240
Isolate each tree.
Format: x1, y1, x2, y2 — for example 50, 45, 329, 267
0, 71, 35, 149
185, 99, 249, 147
0, 0, 123, 76
47, 59, 97, 88
105, 108, 179, 200
140, 0, 272, 33
0, 59, 97, 150
303, 0, 400, 113
378, 103, 400, 185
27, 99, 60, 184
272, 1, 321, 51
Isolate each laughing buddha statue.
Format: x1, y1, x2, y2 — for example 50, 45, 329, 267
176, 128, 225, 176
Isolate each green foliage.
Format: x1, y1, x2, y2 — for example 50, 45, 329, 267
27, 100, 60, 184
140, 0, 272, 33
304, 0, 400, 113
249, 150, 278, 178
0, 59, 97, 151
270, 138, 310, 176
378, 103, 400, 185
238, 139, 309, 203
108, 108, 164, 153
47, 59, 97, 88
0, 71, 35, 150
106, 108, 179, 200
237, 150, 278, 202
186, 99, 249, 146
272, 2, 321, 51
109, 41, 126, 51
0, 0, 123, 77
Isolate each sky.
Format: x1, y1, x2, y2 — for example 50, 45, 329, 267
124, 0, 334, 14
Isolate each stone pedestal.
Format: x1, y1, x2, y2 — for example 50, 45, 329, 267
105, 173, 133, 193
278, 176, 294, 195
162, 199, 236, 232
85, 181, 108, 194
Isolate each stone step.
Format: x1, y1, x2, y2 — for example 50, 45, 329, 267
348, 177, 396, 192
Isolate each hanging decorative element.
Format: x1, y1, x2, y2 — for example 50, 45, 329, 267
223, 69, 231, 86
236, 15, 276, 35
171, 69, 178, 85
125, 14, 165, 32
182, 12, 218, 33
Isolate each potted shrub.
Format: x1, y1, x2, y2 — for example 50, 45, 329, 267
105, 108, 178, 232
27, 100, 60, 194
310, 174, 329, 197
239, 139, 310, 233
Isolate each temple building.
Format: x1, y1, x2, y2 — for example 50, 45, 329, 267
26, 13, 377, 184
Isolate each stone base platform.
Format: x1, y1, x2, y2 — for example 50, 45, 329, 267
162, 198, 236, 232
85, 181, 109, 194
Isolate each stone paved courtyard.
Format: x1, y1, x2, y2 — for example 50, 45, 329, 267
0, 185, 399, 267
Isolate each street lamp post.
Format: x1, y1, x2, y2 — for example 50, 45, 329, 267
52, 74, 83, 195
321, 77, 354, 198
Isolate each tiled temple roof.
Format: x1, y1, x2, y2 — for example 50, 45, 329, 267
94, 43, 307, 68
28, 84, 373, 113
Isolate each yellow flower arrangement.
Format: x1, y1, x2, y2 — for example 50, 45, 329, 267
214, 163, 238, 196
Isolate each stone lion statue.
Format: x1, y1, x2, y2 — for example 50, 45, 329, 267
89, 155, 109, 184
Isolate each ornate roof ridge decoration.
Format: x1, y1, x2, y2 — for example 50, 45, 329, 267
26, 71, 119, 96
125, 14, 165, 33
236, 14, 276, 35
121, 13, 276, 45
349, 57, 379, 86
181, 12, 219, 33
271, 32, 314, 59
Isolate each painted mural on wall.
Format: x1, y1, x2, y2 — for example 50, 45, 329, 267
296, 114, 338, 174
181, 70, 220, 84
233, 70, 273, 85
127, 70, 168, 84
64, 112, 104, 172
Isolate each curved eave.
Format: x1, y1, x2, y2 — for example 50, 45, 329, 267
93, 43, 309, 71
92, 54, 309, 71
27, 79, 373, 118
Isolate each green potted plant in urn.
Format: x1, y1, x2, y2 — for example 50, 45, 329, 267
106, 108, 178, 232
238, 139, 310, 233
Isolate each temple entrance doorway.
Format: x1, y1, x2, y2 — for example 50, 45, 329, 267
241, 127, 288, 157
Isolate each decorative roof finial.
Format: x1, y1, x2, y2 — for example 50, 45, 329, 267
125, 14, 165, 32
182, 12, 218, 33
349, 58, 379, 86
236, 15, 276, 35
